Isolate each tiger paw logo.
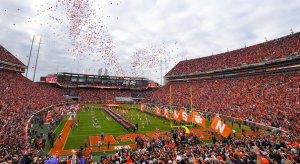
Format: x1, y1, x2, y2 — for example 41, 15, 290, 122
195, 115, 203, 124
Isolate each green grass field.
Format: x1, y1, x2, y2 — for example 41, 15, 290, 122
64, 108, 127, 149
113, 108, 171, 133
57, 104, 250, 151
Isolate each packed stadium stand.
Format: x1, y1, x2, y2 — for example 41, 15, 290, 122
0, 47, 67, 161
136, 33, 300, 163
146, 72, 300, 136
146, 33, 300, 138
166, 32, 300, 76
0, 45, 25, 66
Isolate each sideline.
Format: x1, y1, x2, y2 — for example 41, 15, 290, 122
49, 119, 73, 155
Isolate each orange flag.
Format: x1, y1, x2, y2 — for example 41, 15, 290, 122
180, 108, 191, 123
173, 109, 181, 122
192, 112, 206, 128
155, 106, 161, 116
140, 104, 144, 112
164, 107, 170, 120
210, 116, 232, 138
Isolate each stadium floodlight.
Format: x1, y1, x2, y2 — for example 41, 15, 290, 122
25, 35, 35, 78
32, 37, 42, 82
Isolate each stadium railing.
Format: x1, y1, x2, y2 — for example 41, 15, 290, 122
25, 102, 76, 139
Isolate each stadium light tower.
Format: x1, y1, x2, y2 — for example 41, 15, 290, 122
165, 56, 168, 76
160, 54, 163, 85
159, 53, 172, 86
26, 35, 35, 78
32, 37, 42, 82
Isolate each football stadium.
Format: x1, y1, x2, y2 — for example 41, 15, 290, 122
0, 0, 300, 163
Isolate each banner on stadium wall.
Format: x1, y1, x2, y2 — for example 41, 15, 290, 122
192, 112, 206, 128
179, 108, 191, 123
210, 116, 232, 138
139, 106, 233, 138
173, 109, 181, 122
140, 106, 205, 127
164, 107, 170, 120
155, 106, 161, 116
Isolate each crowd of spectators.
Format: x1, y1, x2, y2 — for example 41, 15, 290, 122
27, 104, 79, 151
146, 71, 300, 140
166, 32, 300, 76
0, 45, 24, 66
0, 70, 67, 162
78, 89, 133, 104
5, 129, 299, 163
100, 129, 299, 164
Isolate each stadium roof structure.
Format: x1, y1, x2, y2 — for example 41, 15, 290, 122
0, 44, 25, 66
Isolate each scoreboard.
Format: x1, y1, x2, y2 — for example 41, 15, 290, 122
148, 83, 158, 88
45, 76, 57, 83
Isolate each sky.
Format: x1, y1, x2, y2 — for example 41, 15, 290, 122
0, 0, 300, 84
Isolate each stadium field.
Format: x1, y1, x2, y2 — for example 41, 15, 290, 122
62, 104, 174, 150
49, 104, 255, 155
64, 109, 128, 150
113, 108, 171, 133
